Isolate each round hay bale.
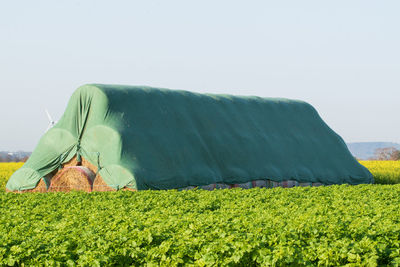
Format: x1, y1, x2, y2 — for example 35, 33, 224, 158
28, 178, 48, 192
63, 155, 115, 192
6, 178, 48, 193
92, 175, 116, 192
48, 166, 95, 192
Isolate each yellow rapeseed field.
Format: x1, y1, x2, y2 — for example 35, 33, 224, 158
359, 160, 400, 184
0, 162, 23, 191
0, 161, 399, 190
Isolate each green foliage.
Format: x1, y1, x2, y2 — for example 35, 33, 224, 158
0, 185, 399, 266
1, 163, 400, 265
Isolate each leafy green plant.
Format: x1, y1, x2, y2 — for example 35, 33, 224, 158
1, 163, 400, 265
0, 185, 399, 266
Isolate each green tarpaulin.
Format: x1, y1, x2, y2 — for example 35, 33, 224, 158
7, 84, 373, 191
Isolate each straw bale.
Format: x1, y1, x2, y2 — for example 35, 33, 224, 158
10, 155, 324, 193
62, 156, 135, 191
62, 156, 114, 191
30, 178, 49, 192
92, 172, 116, 192
6, 178, 48, 193
48, 166, 94, 192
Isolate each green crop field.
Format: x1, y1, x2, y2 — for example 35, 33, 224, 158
1, 162, 400, 266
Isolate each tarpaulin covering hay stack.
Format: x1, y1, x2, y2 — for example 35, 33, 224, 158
6, 84, 373, 192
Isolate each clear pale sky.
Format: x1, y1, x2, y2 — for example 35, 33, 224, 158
1, 0, 399, 151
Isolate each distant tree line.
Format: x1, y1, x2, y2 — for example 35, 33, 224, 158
0, 152, 31, 162
373, 147, 400, 160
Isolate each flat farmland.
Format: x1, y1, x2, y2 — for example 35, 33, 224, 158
0, 162, 399, 266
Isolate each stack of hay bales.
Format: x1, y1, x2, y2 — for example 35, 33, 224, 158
48, 166, 95, 192
42, 156, 136, 192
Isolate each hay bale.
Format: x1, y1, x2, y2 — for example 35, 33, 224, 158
63, 155, 137, 191
29, 178, 49, 192
63, 156, 117, 192
92, 174, 116, 192
6, 178, 48, 193
48, 166, 95, 192
8, 155, 135, 193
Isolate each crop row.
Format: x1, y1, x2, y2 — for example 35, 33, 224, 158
0, 185, 399, 265
0, 162, 400, 265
